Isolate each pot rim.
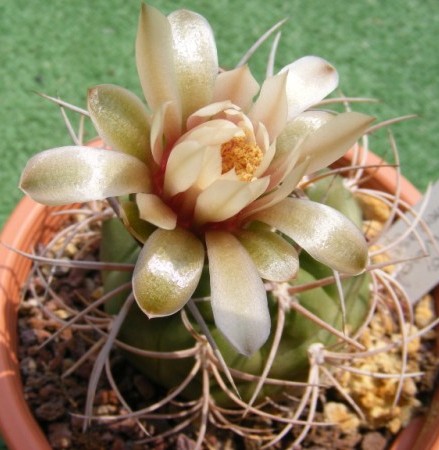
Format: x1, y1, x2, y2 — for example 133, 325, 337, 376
0, 198, 75, 450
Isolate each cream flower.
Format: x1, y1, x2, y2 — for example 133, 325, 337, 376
20, 3, 371, 356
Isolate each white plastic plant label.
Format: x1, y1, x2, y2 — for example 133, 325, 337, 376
383, 180, 439, 304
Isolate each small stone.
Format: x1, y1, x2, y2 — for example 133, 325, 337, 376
175, 433, 197, 450
415, 295, 435, 329
363, 220, 384, 239
91, 286, 104, 299
361, 431, 387, 450
20, 329, 38, 347
20, 298, 40, 310
95, 389, 119, 406
35, 399, 66, 421
95, 404, 118, 416
48, 422, 72, 449
64, 242, 78, 256
356, 193, 391, 222
39, 384, 61, 400
324, 402, 360, 434
20, 357, 38, 375
54, 308, 72, 320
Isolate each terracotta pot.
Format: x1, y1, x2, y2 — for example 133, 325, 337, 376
337, 148, 422, 205
0, 199, 75, 450
0, 151, 437, 449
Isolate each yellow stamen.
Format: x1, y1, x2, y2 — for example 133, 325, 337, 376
220, 136, 263, 182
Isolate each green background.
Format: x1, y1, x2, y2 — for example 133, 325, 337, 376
1, 0, 438, 230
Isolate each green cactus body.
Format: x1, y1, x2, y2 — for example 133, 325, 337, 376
100, 175, 370, 405
305, 173, 363, 229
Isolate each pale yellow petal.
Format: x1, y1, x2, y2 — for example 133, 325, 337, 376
166, 119, 240, 194
248, 72, 288, 141
253, 125, 275, 178
213, 65, 260, 111
136, 193, 177, 230
280, 56, 339, 120
133, 228, 204, 317
20, 146, 150, 206
150, 102, 171, 164
186, 100, 235, 129
194, 177, 269, 225
249, 198, 368, 274
276, 110, 334, 159
236, 229, 299, 282
243, 157, 309, 216
206, 231, 270, 355
87, 84, 151, 163
168, 9, 218, 123
136, 4, 181, 143
264, 142, 302, 191
164, 141, 204, 196
299, 112, 375, 174
195, 146, 223, 189
179, 119, 239, 147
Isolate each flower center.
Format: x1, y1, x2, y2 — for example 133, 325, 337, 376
220, 136, 263, 182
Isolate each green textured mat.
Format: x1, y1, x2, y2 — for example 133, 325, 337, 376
1, 0, 438, 228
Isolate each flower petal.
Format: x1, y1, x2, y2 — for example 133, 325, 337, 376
20, 146, 150, 205
249, 198, 368, 274
264, 139, 302, 191
168, 9, 218, 123
136, 4, 181, 143
164, 119, 240, 196
253, 124, 275, 177
236, 229, 299, 282
133, 228, 204, 317
186, 100, 235, 129
164, 141, 204, 196
179, 119, 239, 147
87, 84, 151, 163
276, 110, 334, 159
195, 147, 223, 190
194, 177, 270, 225
280, 56, 339, 120
136, 193, 177, 230
299, 112, 375, 174
213, 65, 260, 111
248, 72, 288, 141
243, 157, 309, 216
150, 102, 172, 165
206, 231, 270, 355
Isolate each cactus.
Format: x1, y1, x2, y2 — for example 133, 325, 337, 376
18, 3, 437, 448
97, 174, 370, 405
